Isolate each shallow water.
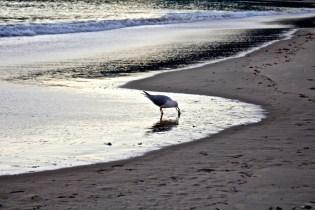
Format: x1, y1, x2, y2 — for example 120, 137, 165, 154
0, 81, 265, 175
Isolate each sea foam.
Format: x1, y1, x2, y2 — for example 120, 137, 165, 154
1, 9, 314, 37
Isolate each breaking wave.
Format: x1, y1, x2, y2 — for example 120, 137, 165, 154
1, 9, 313, 37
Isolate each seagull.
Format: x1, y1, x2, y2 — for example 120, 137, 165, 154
143, 91, 181, 121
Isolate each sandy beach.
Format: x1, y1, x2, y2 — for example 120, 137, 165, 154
0, 25, 314, 210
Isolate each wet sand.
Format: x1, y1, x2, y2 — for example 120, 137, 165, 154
0, 28, 315, 209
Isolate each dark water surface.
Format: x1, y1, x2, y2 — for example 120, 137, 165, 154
13, 28, 287, 80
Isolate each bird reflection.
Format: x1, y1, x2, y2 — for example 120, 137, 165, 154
147, 119, 179, 134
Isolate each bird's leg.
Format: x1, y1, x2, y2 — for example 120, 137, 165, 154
160, 107, 164, 121
176, 107, 181, 118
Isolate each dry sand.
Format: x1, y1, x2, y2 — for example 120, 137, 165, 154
0, 29, 314, 210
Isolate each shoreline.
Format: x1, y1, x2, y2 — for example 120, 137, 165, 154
0, 16, 302, 176
0, 27, 314, 209
0, 24, 294, 177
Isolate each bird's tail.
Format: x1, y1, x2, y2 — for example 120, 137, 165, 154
142, 91, 151, 98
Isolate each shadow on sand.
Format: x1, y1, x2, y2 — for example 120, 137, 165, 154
146, 119, 179, 134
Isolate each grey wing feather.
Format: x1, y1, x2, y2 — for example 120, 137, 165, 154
143, 91, 170, 107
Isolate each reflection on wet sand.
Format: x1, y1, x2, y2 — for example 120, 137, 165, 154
147, 119, 179, 134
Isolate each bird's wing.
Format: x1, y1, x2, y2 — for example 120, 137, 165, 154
143, 91, 170, 107
151, 95, 170, 107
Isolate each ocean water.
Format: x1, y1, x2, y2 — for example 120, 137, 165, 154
1, 0, 314, 37
0, 0, 314, 80
0, 0, 314, 175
